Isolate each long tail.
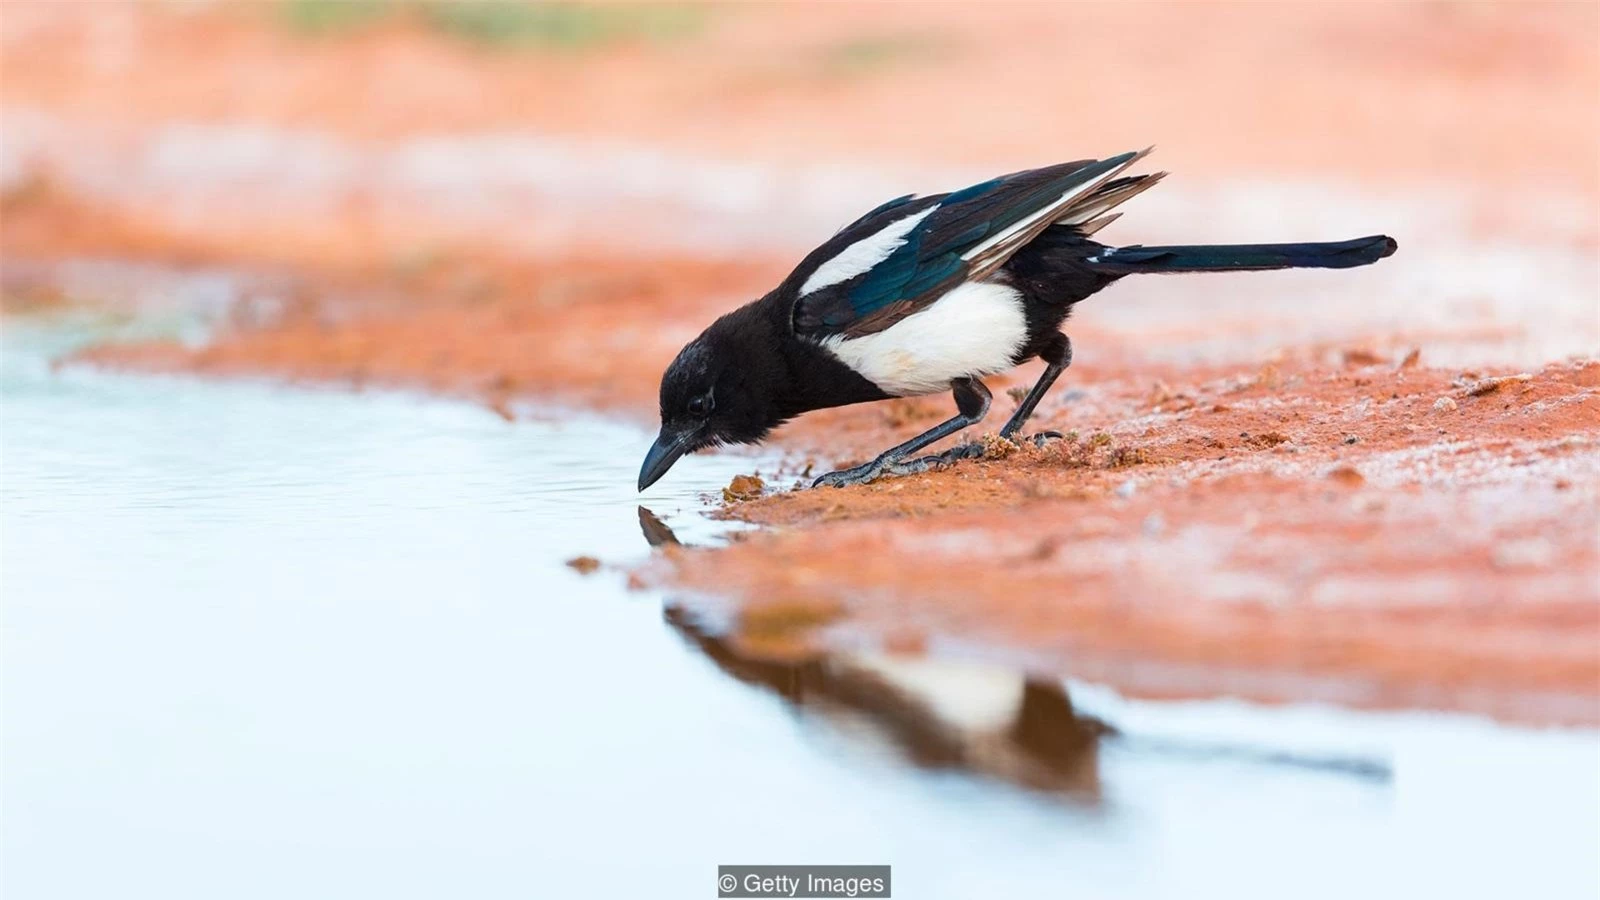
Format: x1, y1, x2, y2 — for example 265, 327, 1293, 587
1087, 235, 1397, 274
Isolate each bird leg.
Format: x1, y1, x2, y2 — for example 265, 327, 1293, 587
813, 377, 991, 488
881, 335, 1074, 478
999, 333, 1072, 443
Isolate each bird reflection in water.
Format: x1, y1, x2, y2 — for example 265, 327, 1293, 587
639, 505, 1111, 802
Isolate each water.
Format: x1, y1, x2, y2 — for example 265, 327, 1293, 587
3, 316, 1597, 900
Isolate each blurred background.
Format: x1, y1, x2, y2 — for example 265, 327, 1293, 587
3, 3, 1597, 899
4, 2, 1596, 378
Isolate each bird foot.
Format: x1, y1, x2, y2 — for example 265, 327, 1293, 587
810, 443, 964, 488
813, 433, 1064, 488
812, 457, 888, 488
811, 432, 1062, 488
1007, 430, 1064, 448
895, 441, 986, 474
812, 442, 983, 488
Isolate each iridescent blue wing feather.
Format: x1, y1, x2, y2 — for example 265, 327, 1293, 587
788, 150, 1150, 339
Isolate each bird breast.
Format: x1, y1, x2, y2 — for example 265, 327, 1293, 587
818, 280, 1028, 397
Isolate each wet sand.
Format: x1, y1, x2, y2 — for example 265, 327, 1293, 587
4, 3, 1597, 723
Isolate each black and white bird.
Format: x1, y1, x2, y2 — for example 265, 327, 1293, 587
638, 148, 1396, 490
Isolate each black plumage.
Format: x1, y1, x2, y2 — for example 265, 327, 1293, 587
639, 150, 1397, 490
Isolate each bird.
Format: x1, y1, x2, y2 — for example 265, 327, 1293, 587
638, 148, 1396, 491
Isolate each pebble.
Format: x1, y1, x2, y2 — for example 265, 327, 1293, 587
722, 473, 766, 502
1327, 466, 1366, 487
1433, 396, 1458, 412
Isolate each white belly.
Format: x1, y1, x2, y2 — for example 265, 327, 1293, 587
819, 280, 1028, 397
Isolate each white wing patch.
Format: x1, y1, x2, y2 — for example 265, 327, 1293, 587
799, 205, 939, 297
819, 280, 1027, 397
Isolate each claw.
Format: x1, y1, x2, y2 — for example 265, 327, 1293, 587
811, 438, 999, 489
1002, 430, 1063, 448
891, 441, 984, 476
812, 458, 885, 488
943, 441, 987, 461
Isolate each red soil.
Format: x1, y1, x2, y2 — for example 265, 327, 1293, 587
664, 358, 1600, 725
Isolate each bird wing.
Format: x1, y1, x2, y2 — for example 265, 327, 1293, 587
787, 150, 1151, 340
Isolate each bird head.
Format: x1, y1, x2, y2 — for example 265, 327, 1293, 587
638, 309, 787, 491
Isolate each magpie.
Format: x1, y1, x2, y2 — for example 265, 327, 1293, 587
638, 148, 1396, 490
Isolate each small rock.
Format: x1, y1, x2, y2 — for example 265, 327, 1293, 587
1466, 373, 1532, 397
565, 556, 601, 575
1115, 478, 1138, 499
1433, 396, 1458, 413
1327, 466, 1366, 487
1343, 434, 1359, 445
1397, 347, 1421, 369
722, 473, 765, 502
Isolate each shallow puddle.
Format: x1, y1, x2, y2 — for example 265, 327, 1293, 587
3, 317, 1596, 899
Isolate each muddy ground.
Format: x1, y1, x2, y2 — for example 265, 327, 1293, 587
4, 3, 1597, 724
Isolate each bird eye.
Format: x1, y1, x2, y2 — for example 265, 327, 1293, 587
687, 394, 713, 417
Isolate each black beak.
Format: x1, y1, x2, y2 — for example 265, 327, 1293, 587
638, 428, 693, 491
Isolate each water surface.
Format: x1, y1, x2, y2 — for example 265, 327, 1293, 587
3, 318, 1596, 899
